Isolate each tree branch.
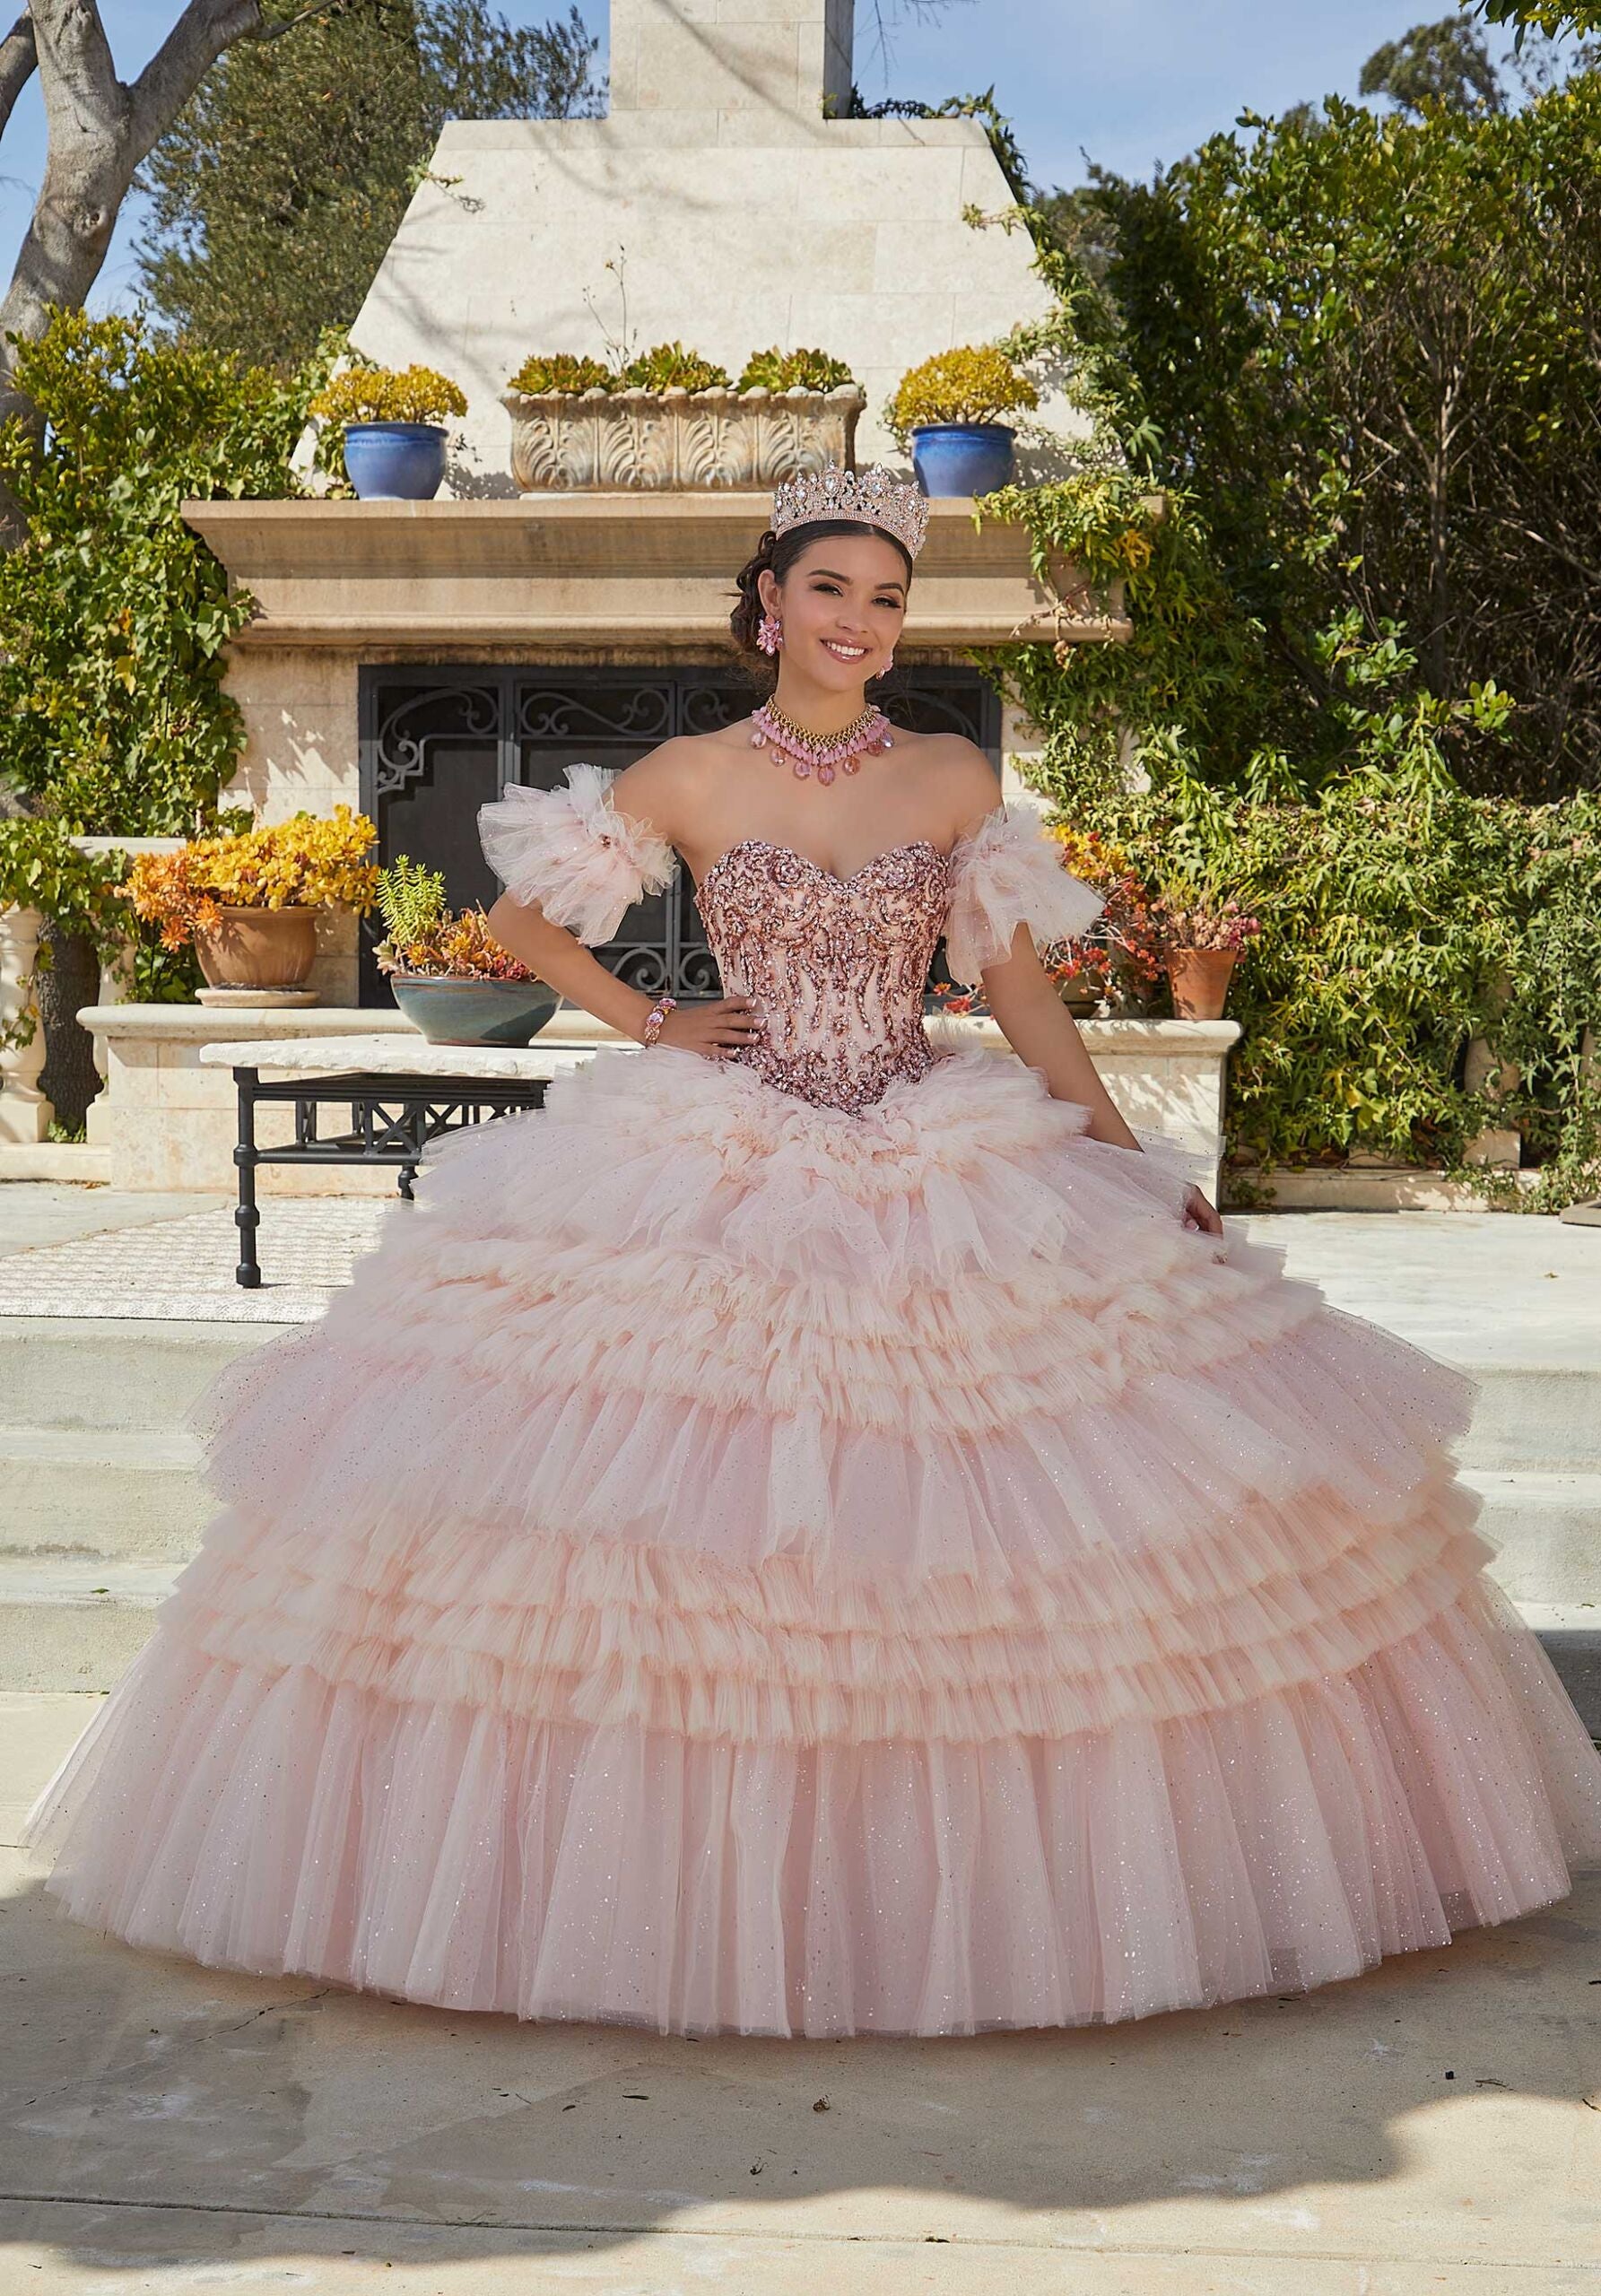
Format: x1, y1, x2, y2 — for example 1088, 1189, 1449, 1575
127, 0, 268, 161
0, 13, 37, 144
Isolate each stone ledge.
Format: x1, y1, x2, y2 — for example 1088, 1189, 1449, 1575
75, 1004, 1237, 1196
0, 1144, 112, 1185
1226, 1164, 1544, 1212
182, 495, 1129, 653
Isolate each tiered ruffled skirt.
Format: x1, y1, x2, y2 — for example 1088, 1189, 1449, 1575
22, 1038, 1601, 2035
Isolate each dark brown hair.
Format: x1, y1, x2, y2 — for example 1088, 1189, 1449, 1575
729, 517, 916, 658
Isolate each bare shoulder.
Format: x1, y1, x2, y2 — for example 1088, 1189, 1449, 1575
606, 728, 739, 843
898, 728, 1006, 839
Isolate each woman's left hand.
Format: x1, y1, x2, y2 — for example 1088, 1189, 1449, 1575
1181, 1182, 1225, 1238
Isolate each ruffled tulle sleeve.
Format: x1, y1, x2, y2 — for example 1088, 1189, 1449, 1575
942, 804, 1106, 986
478, 762, 680, 945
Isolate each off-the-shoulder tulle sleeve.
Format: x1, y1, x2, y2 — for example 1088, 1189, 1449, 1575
478, 763, 679, 945
942, 804, 1106, 986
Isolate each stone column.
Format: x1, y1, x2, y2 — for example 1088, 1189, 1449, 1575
607, 0, 855, 121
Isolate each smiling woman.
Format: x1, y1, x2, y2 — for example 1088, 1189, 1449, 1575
730, 515, 912, 668
20, 459, 1601, 2043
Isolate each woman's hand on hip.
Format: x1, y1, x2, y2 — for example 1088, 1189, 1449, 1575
654, 995, 764, 1060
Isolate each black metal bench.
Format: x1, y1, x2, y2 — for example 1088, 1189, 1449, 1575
230, 1064, 548, 1288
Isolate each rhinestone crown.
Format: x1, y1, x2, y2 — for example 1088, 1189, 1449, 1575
770, 462, 929, 561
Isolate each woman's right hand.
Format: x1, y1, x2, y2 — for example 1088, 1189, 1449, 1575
650, 994, 764, 1060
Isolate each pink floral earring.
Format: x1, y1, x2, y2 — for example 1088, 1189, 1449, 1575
756, 611, 783, 655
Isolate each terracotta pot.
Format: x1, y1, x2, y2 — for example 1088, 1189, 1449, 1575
195, 905, 318, 990
1166, 946, 1237, 1020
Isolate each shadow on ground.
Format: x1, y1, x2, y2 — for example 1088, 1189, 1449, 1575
3, 1839, 1598, 2292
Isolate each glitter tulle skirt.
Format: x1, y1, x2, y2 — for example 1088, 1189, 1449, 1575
21, 1039, 1601, 2036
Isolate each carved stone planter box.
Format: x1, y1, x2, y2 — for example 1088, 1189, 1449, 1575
500, 383, 866, 491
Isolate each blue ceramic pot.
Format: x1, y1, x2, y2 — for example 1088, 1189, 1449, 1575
343, 422, 448, 501
389, 975, 561, 1048
910, 422, 1016, 498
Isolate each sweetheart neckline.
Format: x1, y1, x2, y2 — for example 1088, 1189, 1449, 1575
695, 837, 950, 897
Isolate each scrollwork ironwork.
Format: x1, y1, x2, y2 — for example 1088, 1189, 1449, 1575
371, 681, 500, 798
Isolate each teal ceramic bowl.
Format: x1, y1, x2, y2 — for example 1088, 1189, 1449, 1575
389, 975, 561, 1048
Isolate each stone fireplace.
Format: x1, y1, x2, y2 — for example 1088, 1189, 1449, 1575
22, 0, 1240, 1197
346, 0, 1091, 496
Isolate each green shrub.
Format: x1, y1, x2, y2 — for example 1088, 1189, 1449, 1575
887, 345, 1038, 441
735, 346, 857, 392
309, 363, 467, 425
507, 352, 615, 395
615, 341, 731, 392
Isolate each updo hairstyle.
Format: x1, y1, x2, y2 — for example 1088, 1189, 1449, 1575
729, 517, 916, 659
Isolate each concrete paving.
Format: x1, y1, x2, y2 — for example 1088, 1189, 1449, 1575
0, 1181, 226, 1258
3, 1695, 1599, 2295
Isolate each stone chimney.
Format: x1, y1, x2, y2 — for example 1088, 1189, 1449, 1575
607, 0, 855, 122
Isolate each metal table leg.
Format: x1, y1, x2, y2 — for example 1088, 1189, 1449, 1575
233, 1067, 262, 1289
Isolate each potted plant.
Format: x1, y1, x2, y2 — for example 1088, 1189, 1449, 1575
1041, 825, 1170, 1015
501, 341, 865, 490
308, 364, 468, 500
888, 345, 1040, 496
375, 857, 559, 1047
1151, 891, 1263, 1020
124, 808, 379, 1000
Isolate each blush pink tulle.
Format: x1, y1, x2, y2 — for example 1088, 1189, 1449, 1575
21, 1038, 1601, 2038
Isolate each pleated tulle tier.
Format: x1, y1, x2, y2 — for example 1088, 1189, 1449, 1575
22, 1575, 1601, 2038
22, 1031, 1601, 2035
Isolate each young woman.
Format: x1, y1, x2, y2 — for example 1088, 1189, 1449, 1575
22, 465, 1601, 2038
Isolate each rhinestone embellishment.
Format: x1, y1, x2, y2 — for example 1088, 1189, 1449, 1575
693, 839, 950, 1114
749, 700, 895, 785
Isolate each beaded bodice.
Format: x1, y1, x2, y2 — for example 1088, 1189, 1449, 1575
693, 839, 952, 1114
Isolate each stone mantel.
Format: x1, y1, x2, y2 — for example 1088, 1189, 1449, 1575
181, 494, 1131, 655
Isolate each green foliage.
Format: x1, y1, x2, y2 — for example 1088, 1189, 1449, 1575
309, 363, 467, 425
508, 345, 860, 396
1061, 72, 1601, 798
0, 309, 308, 837
375, 854, 448, 944
1361, 14, 1505, 113
0, 824, 125, 1056
0, 822, 126, 950
615, 343, 732, 393
735, 346, 857, 393
136, 0, 602, 373
1476, 0, 1601, 31
1025, 726, 1600, 1206
934, 69, 1601, 1200
507, 352, 616, 395
974, 472, 1279, 792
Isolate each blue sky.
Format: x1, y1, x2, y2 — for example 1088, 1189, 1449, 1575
0, 1, 1533, 315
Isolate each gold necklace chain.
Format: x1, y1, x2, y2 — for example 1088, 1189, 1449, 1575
749, 699, 896, 785
758, 700, 885, 760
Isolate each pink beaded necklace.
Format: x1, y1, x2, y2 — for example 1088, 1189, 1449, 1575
749, 699, 895, 785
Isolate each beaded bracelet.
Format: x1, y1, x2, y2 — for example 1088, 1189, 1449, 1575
640, 993, 676, 1048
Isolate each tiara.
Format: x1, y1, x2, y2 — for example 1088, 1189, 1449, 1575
770, 462, 929, 561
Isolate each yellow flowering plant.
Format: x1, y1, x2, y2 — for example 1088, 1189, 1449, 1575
126, 808, 379, 951
887, 346, 1039, 444
309, 365, 467, 427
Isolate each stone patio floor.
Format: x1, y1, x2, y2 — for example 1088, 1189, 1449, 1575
4, 1695, 1599, 2294
3, 1184, 1599, 2289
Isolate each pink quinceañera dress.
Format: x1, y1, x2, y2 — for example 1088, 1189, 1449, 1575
22, 765, 1601, 2037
